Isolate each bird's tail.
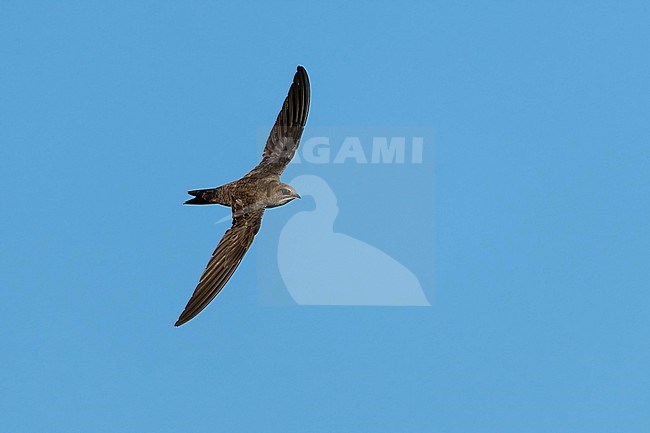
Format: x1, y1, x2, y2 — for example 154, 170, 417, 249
184, 188, 215, 205
184, 186, 230, 206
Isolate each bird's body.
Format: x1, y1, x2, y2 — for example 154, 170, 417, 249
185, 171, 297, 210
175, 66, 310, 326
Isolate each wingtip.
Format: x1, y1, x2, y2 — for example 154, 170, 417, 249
174, 312, 188, 327
295, 66, 309, 88
175, 311, 193, 327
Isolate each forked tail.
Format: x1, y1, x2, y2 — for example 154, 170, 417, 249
184, 190, 211, 205
184, 186, 230, 206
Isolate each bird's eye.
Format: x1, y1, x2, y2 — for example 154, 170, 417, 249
280, 188, 291, 195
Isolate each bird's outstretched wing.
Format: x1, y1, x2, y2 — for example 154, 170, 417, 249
175, 209, 264, 326
248, 66, 310, 178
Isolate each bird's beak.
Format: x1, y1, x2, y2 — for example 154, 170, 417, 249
293, 192, 301, 199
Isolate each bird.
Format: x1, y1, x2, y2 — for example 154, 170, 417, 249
175, 66, 310, 326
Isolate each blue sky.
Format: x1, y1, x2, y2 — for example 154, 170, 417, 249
1, 1, 649, 432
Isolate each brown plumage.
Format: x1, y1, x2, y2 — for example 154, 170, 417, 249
175, 66, 310, 326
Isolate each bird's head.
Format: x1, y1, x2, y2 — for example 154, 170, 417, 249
266, 182, 301, 208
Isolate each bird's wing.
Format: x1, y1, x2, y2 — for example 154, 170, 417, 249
175, 209, 264, 326
248, 66, 310, 178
